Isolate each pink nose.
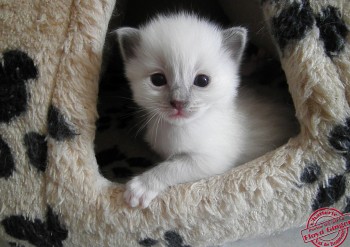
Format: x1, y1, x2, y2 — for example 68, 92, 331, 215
170, 100, 185, 110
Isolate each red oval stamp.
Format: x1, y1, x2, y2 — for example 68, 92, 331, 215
301, 208, 350, 247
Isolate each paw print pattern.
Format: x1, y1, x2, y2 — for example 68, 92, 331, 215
325, 119, 350, 211
24, 132, 48, 172
0, 50, 38, 123
139, 238, 158, 247
164, 231, 191, 247
298, 118, 350, 211
300, 163, 321, 184
300, 167, 347, 212
0, 51, 68, 245
312, 175, 346, 211
269, 1, 348, 58
328, 119, 350, 153
1, 207, 68, 247
316, 6, 348, 57
139, 231, 190, 247
328, 118, 350, 172
0, 136, 15, 179
48, 105, 77, 141
271, 0, 314, 50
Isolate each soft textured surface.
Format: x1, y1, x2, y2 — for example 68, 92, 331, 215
0, 0, 350, 246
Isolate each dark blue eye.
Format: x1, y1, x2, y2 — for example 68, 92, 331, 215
150, 73, 167, 86
194, 74, 210, 87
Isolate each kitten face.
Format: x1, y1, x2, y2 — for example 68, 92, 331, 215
117, 14, 247, 125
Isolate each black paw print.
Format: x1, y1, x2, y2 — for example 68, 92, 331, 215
47, 105, 77, 141
0, 136, 15, 179
299, 119, 350, 211
299, 166, 347, 212
271, 0, 314, 50
0, 50, 38, 123
139, 231, 191, 247
316, 6, 348, 57
269, 1, 349, 58
312, 175, 346, 211
24, 132, 48, 172
300, 163, 321, 184
1, 206, 68, 247
329, 118, 350, 172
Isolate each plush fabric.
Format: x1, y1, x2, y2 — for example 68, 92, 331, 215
0, 0, 349, 246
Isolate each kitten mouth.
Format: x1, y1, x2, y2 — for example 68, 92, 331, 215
169, 109, 187, 118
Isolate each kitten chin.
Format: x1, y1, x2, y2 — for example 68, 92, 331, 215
115, 13, 297, 208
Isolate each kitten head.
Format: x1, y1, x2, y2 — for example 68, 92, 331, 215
116, 13, 247, 125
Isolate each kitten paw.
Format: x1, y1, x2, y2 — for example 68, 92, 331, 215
124, 176, 161, 208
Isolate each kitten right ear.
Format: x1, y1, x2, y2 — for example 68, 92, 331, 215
115, 27, 140, 61
222, 27, 248, 64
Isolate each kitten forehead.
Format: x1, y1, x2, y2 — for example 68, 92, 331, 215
143, 13, 222, 43
139, 13, 224, 68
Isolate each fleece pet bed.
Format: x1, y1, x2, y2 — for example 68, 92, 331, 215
0, 0, 350, 246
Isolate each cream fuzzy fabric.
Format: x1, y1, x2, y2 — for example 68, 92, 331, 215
0, 0, 350, 246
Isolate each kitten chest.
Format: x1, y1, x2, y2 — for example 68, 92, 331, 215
145, 121, 209, 159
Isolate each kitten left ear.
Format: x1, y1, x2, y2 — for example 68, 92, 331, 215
222, 27, 248, 63
114, 27, 141, 61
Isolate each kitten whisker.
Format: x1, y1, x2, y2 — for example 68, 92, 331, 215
154, 113, 163, 145
124, 108, 157, 137
135, 110, 159, 138
114, 107, 147, 120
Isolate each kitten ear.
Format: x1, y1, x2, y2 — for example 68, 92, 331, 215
115, 27, 140, 61
222, 27, 248, 63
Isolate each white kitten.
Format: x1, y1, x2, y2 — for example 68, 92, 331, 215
115, 13, 297, 208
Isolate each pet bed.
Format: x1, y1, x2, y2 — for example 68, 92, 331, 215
0, 0, 349, 246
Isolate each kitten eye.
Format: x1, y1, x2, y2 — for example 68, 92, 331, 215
194, 74, 210, 87
150, 73, 167, 87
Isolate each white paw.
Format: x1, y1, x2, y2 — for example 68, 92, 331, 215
124, 176, 161, 208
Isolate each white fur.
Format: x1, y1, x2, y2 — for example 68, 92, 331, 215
116, 13, 297, 208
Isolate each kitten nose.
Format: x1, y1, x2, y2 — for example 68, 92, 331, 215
170, 100, 186, 110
